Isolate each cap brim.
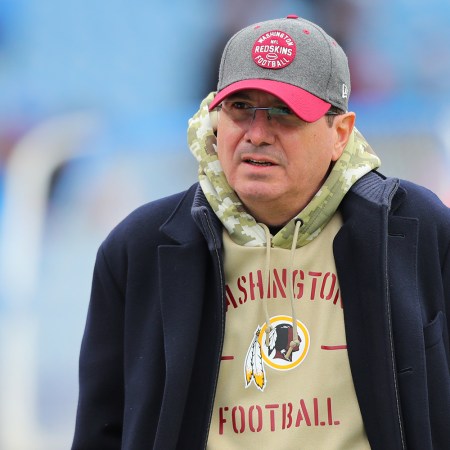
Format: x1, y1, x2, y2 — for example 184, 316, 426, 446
208, 79, 331, 123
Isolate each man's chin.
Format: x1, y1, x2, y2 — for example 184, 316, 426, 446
235, 183, 282, 205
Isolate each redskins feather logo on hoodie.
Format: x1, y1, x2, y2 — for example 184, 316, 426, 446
244, 315, 310, 392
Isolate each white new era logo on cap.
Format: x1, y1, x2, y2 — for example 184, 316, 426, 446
342, 84, 348, 99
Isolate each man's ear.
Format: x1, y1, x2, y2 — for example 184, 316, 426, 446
332, 112, 356, 161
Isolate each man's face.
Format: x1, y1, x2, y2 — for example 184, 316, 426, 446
215, 89, 349, 225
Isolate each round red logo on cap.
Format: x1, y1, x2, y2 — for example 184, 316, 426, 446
252, 30, 296, 70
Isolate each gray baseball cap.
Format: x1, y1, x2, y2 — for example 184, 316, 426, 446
209, 15, 350, 122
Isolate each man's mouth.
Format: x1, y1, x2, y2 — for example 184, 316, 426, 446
244, 158, 274, 166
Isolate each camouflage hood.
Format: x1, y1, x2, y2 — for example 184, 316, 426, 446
187, 92, 380, 249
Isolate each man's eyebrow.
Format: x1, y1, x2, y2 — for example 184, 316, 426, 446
226, 92, 251, 101
224, 92, 288, 107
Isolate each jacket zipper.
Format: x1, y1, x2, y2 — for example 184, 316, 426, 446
200, 209, 225, 450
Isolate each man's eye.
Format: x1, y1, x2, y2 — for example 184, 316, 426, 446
275, 106, 293, 115
231, 101, 252, 110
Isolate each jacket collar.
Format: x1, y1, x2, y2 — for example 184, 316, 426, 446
347, 170, 400, 207
159, 183, 214, 246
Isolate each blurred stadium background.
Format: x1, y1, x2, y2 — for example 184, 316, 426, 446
0, 1, 449, 449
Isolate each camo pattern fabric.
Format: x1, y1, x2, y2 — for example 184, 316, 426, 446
187, 92, 381, 249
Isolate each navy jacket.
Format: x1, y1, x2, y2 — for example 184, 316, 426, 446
72, 171, 450, 449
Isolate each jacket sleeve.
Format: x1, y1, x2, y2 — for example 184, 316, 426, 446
72, 245, 125, 449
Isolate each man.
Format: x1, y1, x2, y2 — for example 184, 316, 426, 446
72, 16, 450, 450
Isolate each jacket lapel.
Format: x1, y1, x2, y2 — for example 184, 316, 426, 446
386, 215, 432, 448
154, 188, 212, 448
336, 174, 431, 449
334, 189, 406, 449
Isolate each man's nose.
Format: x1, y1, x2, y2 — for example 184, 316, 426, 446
245, 109, 276, 146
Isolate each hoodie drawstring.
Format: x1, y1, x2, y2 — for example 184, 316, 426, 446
262, 225, 272, 346
262, 218, 303, 357
285, 218, 303, 360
